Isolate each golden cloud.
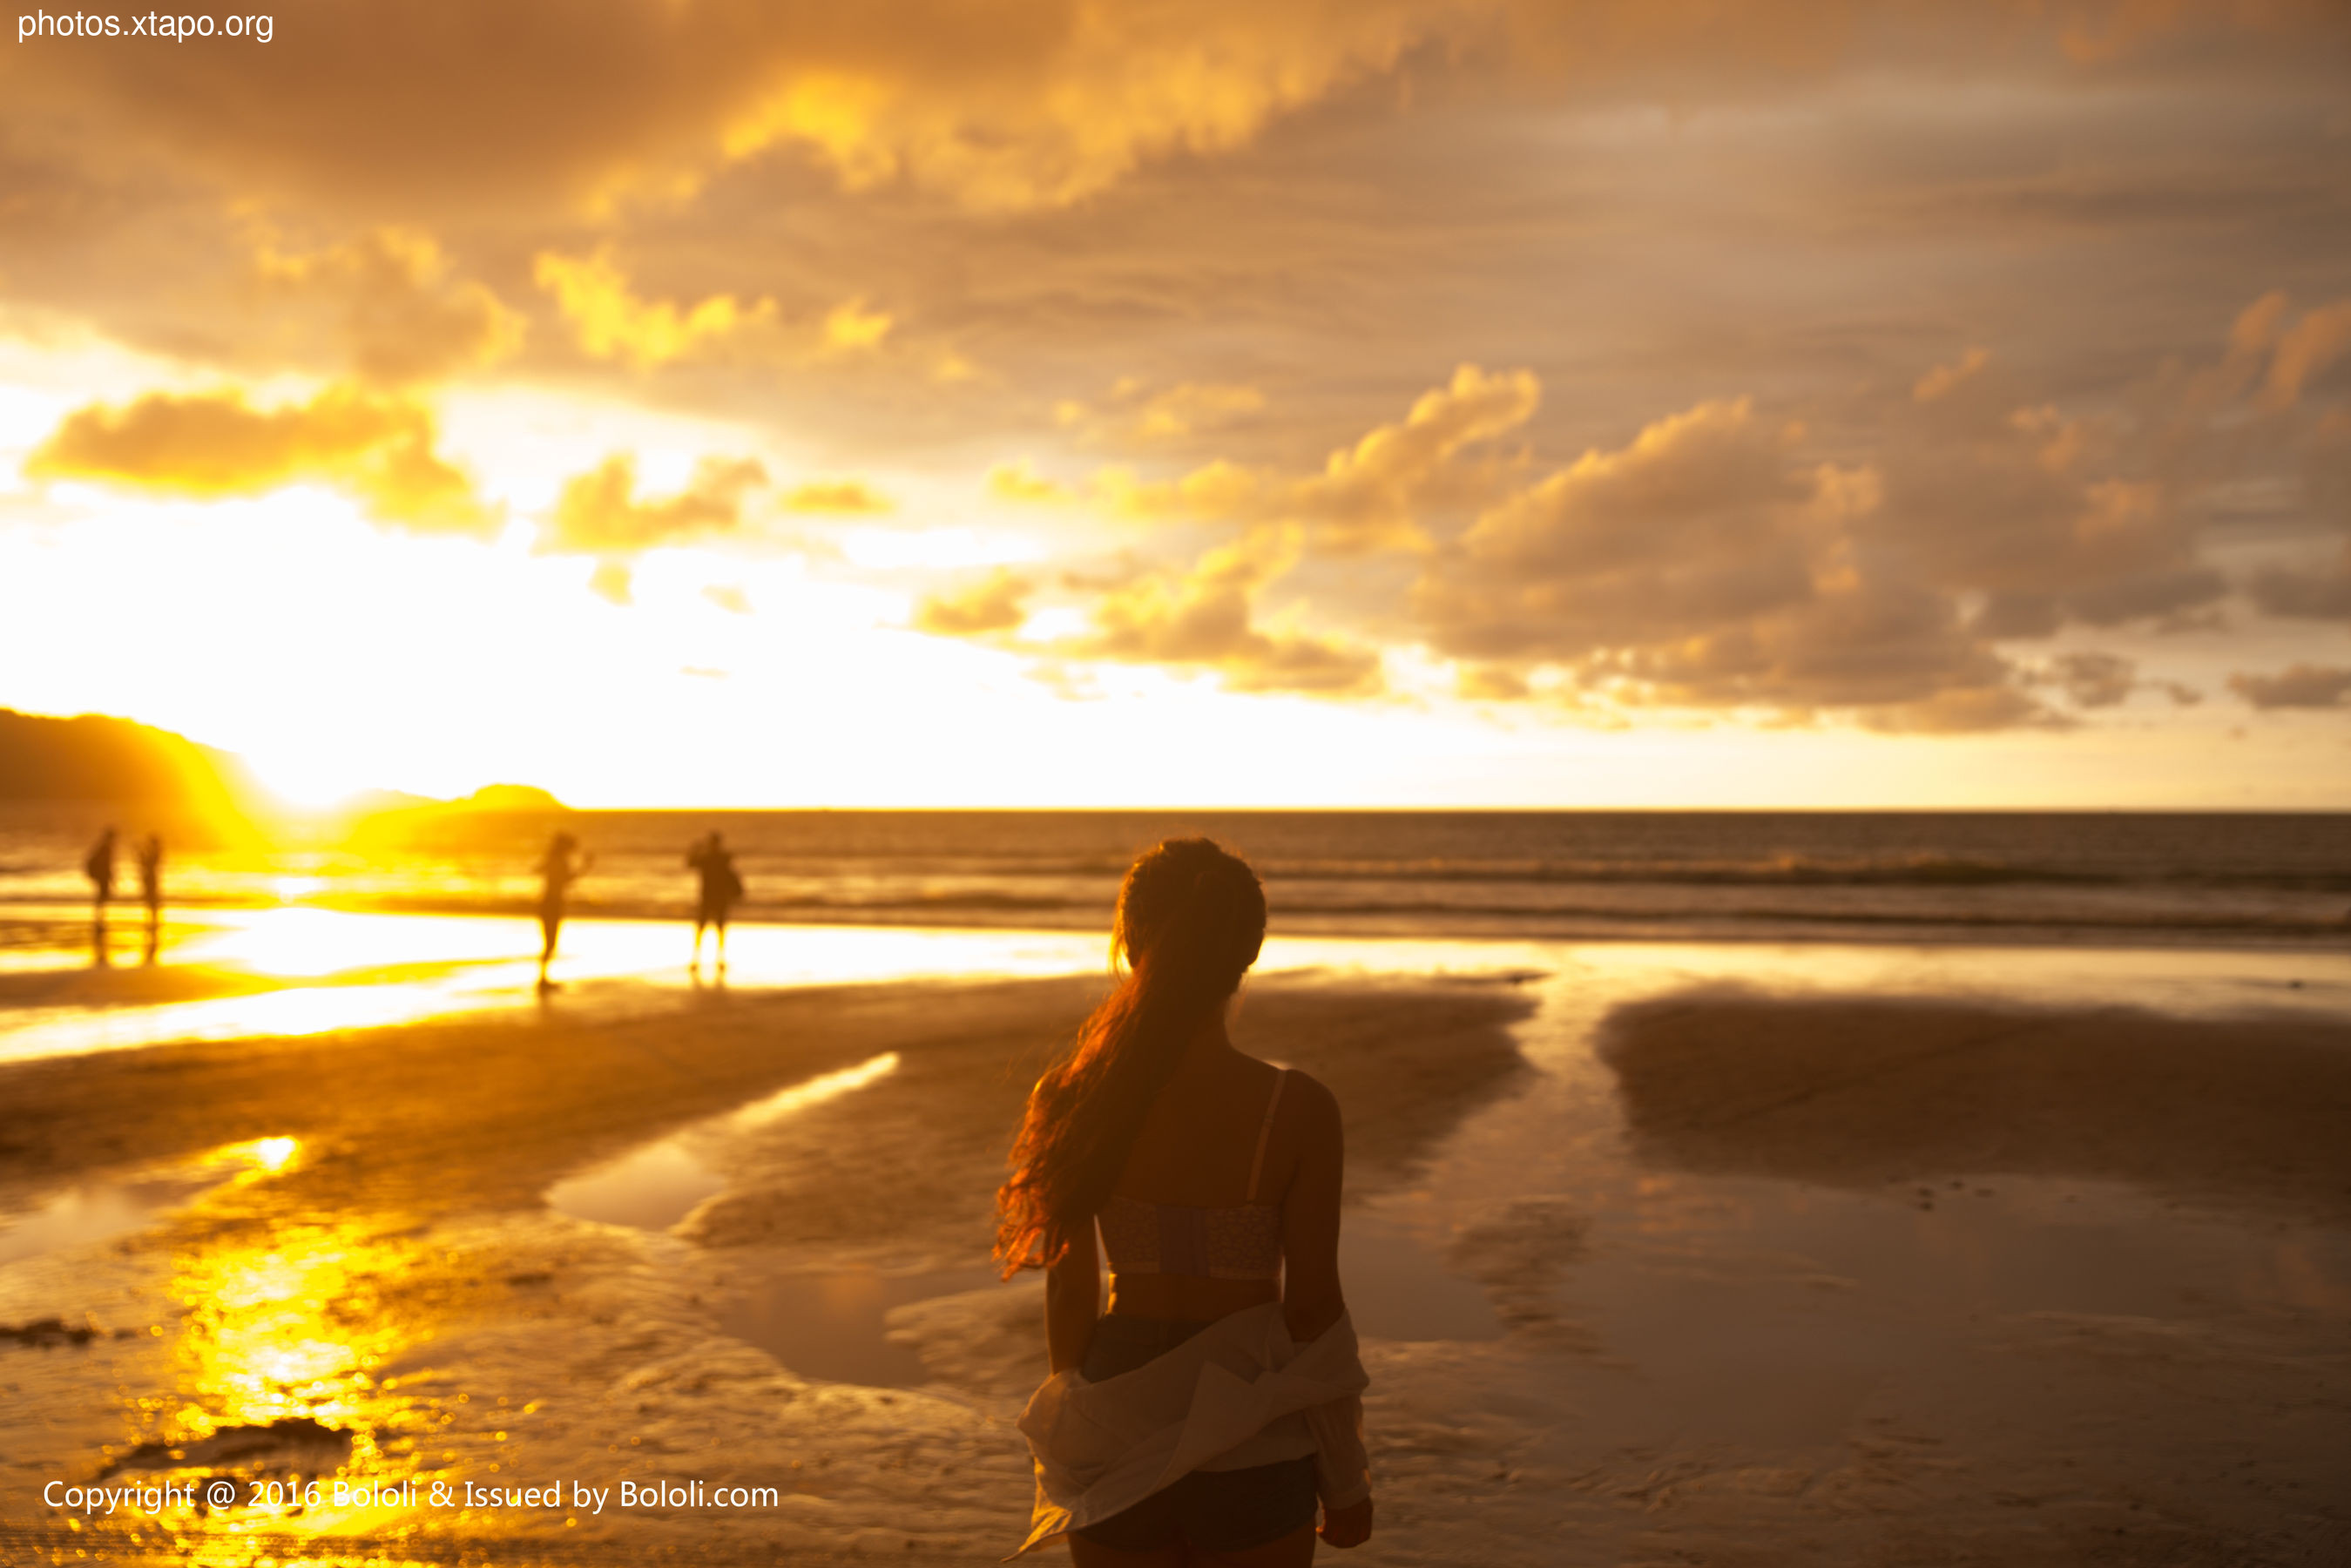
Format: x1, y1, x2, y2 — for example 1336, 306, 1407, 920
1081, 578, 1382, 695
535, 249, 777, 368
907, 528, 1379, 697
589, 559, 636, 605
782, 480, 893, 514
26, 386, 497, 535
922, 287, 2341, 729
713, 2, 1452, 212
1456, 665, 1531, 702
986, 461, 1075, 505
914, 568, 1031, 636
1059, 380, 1270, 443
545, 454, 767, 553
1110, 364, 1540, 554
820, 297, 894, 354
1068, 534, 1382, 696
535, 250, 910, 374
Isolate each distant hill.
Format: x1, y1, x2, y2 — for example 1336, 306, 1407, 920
0, 707, 263, 812
455, 783, 568, 813
0, 707, 565, 819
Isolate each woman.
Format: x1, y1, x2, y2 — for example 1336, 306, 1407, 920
534, 831, 591, 990
998, 838, 1374, 1563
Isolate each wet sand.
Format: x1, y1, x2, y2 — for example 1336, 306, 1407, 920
1600, 991, 2351, 1225
1, 939, 2347, 1565
0, 963, 275, 1012
0, 970, 1533, 1225
0, 965, 1536, 1565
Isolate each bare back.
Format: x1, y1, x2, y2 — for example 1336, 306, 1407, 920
1098, 1042, 1345, 1330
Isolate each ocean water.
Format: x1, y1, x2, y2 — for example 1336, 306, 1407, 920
4, 807, 2348, 948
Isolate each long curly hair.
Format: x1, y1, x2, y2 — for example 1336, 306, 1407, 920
994, 837, 1267, 1277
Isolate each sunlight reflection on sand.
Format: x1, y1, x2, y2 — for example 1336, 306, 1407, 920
547, 1051, 902, 1231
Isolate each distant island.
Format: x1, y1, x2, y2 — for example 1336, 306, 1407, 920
0, 706, 564, 817
454, 783, 568, 814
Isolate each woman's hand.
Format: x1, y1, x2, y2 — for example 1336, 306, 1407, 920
1320, 1496, 1372, 1548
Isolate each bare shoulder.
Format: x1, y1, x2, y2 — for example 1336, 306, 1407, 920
1277, 1068, 1342, 1139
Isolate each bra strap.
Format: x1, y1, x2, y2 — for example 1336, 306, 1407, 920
1245, 1070, 1287, 1202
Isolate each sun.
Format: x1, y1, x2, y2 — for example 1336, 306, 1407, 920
246, 748, 372, 811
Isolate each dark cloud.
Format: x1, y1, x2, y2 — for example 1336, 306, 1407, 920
1861, 351, 2225, 630
2260, 300, 2351, 411
2226, 664, 2351, 710
1414, 397, 1825, 660
253, 226, 524, 383
1615, 579, 2044, 733
0, 0, 1470, 215
1399, 392, 2043, 727
2037, 651, 2137, 709
2251, 547, 2351, 621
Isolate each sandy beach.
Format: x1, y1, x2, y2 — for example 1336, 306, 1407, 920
1, 922, 2347, 1565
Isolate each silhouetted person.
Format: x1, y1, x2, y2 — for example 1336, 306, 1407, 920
84, 826, 117, 966
136, 833, 164, 965
536, 832, 592, 990
687, 832, 744, 972
997, 839, 1374, 1552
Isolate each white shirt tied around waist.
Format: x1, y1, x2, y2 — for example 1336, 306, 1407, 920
1011, 1302, 1373, 1558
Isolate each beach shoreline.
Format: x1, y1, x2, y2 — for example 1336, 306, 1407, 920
0, 927, 2346, 1565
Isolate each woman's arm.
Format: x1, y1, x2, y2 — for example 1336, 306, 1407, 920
1278, 1074, 1374, 1545
1044, 1216, 1100, 1375
1278, 1073, 1347, 1343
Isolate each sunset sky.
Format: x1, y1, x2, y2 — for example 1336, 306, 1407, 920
2, 2, 2347, 808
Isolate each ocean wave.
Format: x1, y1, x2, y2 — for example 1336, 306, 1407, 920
514, 852, 2351, 894
1249, 856, 2351, 891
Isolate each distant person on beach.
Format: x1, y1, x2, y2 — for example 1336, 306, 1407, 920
136, 833, 164, 963
686, 831, 744, 972
997, 838, 1373, 1560
84, 825, 117, 963
535, 832, 592, 990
